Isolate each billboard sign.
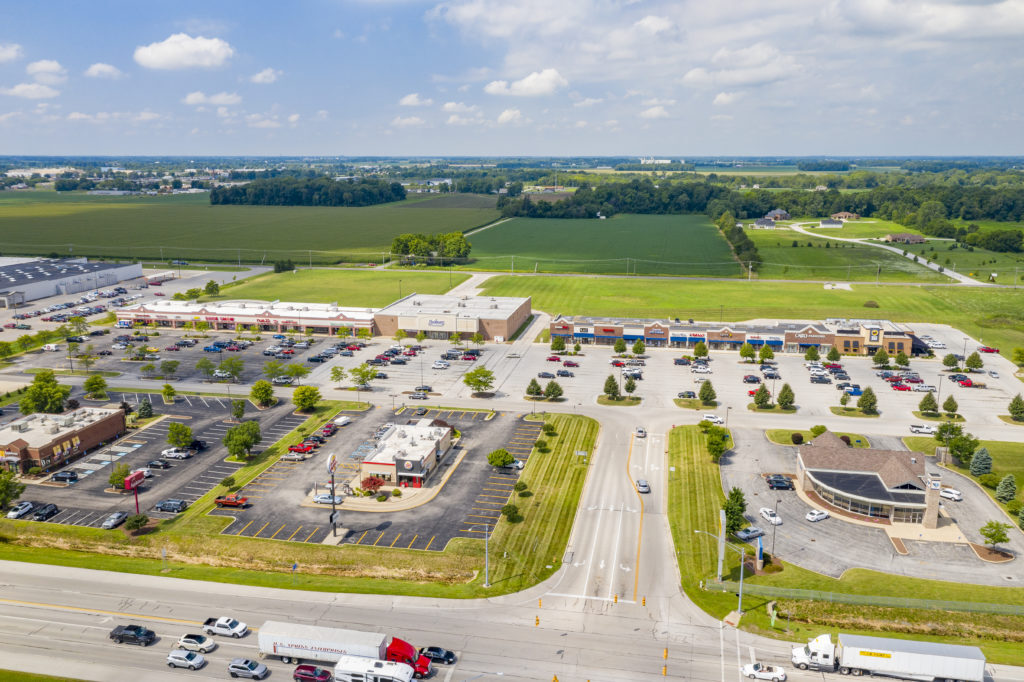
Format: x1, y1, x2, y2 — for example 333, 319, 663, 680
124, 470, 146, 491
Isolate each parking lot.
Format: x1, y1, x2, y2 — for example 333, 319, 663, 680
15, 398, 307, 527
721, 427, 1024, 586
216, 407, 532, 551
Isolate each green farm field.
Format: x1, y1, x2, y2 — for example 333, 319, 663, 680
479, 276, 1024, 352
749, 229, 945, 282
900, 241, 1024, 284
463, 214, 742, 276
203, 269, 469, 307
799, 218, 925, 240
0, 191, 499, 264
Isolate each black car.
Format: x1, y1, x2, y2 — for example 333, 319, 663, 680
148, 459, 171, 469
389, 358, 407, 365
673, 358, 691, 365
537, 371, 555, 379
155, 499, 188, 513
339, 350, 353, 357
677, 391, 696, 399
419, 646, 456, 665
375, 372, 388, 379
766, 475, 794, 491
308, 355, 327, 363
51, 471, 78, 483
367, 358, 384, 366
304, 434, 327, 444
190, 439, 207, 451
98, 349, 113, 356
414, 407, 427, 416
556, 369, 574, 377
415, 385, 432, 392
810, 375, 832, 384
33, 503, 59, 521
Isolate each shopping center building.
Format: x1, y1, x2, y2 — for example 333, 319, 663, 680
548, 315, 920, 356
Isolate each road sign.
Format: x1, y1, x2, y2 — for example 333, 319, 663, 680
326, 453, 337, 475
330, 511, 340, 525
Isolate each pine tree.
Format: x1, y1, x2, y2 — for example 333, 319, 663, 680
970, 447, 992, 476
753, 383, 771, 408
699, 380, 717, 405
943, 395, 959, 415
603, 375, 620, 399
777, 383, 795, 409
918, 391, 938, 414
1008, 393, 1024, 422
995, 474, 1017, 503
137, 398, 153, 418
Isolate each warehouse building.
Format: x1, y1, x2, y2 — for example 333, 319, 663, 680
374, 293, 532, 341
0, 258, 143, 308
0, 407, 126, 474
796, 432, 939, 527
549, 315, 918, 355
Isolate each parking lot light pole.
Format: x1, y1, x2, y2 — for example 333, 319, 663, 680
771, 497, 781, 556
962, 337, 969, 370
726, 406, 732, 429
695, 529, 744, 613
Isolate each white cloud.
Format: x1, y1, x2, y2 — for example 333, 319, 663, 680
712, 91, 740, 106
485, 68, 567, 96
399, 93, 433, 107
391, 115, 425, 127
332, 29, 345, 40
639, 105, 668, 119
442, 101, 478, 112
641, 97, 675, 106
432, 1, 592, 40
0, 43, 23, 63
634, 15, 673, 34
66, 110, 161, 124
446, 114, 482, 126
288, 113, 300, 124
84, 63, 124, 79
1, 83, 60, 99
315, 109, 329, 120
496, 108, 523, 124
573, 97, 603, 107
250, 68, 281, 84
134, 33, 234, 70
216, 107, 231, 118
67, 111, 92, 121
27, 60, 67, 85
683, 43, 800, 88
183, 91, 242, 106
135, 111, 160, 122
246, 113, 281, 128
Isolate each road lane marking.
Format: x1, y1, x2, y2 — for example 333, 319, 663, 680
627, 432, 644, 601
0, 598, 201, 626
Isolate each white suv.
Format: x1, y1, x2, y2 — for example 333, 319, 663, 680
167, 649, 206, 670
703, 414, 724, 424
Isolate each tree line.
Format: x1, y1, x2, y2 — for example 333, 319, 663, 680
209, 177, 406, 207
390, 232, 472, 260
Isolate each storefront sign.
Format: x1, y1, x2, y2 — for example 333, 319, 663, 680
428, 319, 446, 327
576, 327, 590, 333
403, 460, 413, 470
601, 328, 618, 333
869, 329, 881, 343
647, 328, 665, 335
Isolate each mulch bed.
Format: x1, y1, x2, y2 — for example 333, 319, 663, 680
969, 543, 1015, 563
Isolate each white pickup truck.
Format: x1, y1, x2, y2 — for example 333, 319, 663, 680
909, 424, 937, 435
202, 616, 248, 638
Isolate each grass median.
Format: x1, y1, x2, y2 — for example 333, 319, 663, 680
765, 429, 870, 448
666, 425, 1024, 664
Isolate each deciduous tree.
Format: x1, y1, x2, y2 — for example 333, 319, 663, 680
603, 375, 620, 399
753, 384, 771, 408
942, 395, 959, 415
526, 378, 542, 397
872, 348, 889, 367
739, 342, 755, 363
167, 422, 193, 449
803, 345, 819, 362
83, 374, 108, 398
613, 339, 627, 354
487, 448, 514, 468
965, 351, 984, 371
109, 462, 132, 490
463, 367, 496, 394
632, 339, 646, 356
544, 380, 563, 400
826, 346, 840, 362
857, 386, 878, 414
292, 385, 322, 412
759, 345, 775, 363
918, 391, 938, 413
980, 520, 1011, 550
777, 383, 795, 410
693, 341, 708, 358
722, 487, 747, 535
250, 380, 275, 407
699, 380, 717, 405
0, 470, 27, 511
19, 370, 70, 414
224, 420, 262, 459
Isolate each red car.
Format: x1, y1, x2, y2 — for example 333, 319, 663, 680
288, 443, 314, 454
891, 383, 911, 391
824, 363, 842, 370
546, 356, 561, 362
346, 345, 360, 351
320, 424, 337, 437
748, 389, 759, 396
611, 360, 625, 367
164, 345, 180, 351
563, 360, 579, 367
403, 349, 417, 356
280, 348, 295, 355
2, 323, 14, 329
154, 292, 166, 296
902, 376, 922, 383
293, 664, 332, 682
978, 346, 999, 353
225, 345, 240, 351
461, 355, 477, 361
884, 375, 903, 383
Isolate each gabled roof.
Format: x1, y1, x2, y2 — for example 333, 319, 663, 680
799, 431, 926, 491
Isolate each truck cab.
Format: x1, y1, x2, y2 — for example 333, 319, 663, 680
386, 637, 432, 678
791, 634, 836, 672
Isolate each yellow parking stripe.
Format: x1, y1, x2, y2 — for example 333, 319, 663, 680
461, 527, 490, 533
253, 522, 270, 537
478, 494, 510, 499
407, 534, 418, 548
235, 520, 254, 536
372, 531, 386, 546
303, 528, 319, 542
357, 530, 368, 544
466, 514, 499, 520
473, 500, 506, 506
286, 526, 303, 541
389, 533, 402, 548
424, 536, 435, 551
269, 524, 287, 539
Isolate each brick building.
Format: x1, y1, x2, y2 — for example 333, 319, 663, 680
0, 407, 126, 474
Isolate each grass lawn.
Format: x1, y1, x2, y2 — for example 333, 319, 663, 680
0, 192, 499, 264
479, 276, 1024, 355
746, 403, 798, 414
597, 395, 642, 406
801, 218, 924, 240
666, 426, 1024, 664
912, 410, 964, 422
829, 406, 879, 418
998, 415, 1024, 426
201, 269, 468, 306
765, 429, 870, 447
674, 398, 705, 409
24, 368, 120, 377
0, 671, 83, 682
748, 229, 943, 282
900, 241, 1024, 285
462, 214, 742, 277
904, 436, 1024, 510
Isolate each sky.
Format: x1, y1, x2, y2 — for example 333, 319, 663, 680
1, 0, 1023, 156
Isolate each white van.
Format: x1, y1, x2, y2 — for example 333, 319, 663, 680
43, 344, 60, 352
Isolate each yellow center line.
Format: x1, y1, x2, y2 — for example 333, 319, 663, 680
253, 521, 270, 537
372, 531, 385, 546
286, 526, 303, 542
406, 534, 418, 548
303, 527, 319, 543
389, 533, 402, 548
269, 524, 287, 539
424, 536, 435, 551
356, 530, 368, 544
234, 520, 254, 536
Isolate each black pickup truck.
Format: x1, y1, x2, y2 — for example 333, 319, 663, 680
109, 624, 155, 645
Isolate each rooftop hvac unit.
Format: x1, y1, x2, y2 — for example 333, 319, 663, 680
11, 422, 28, 433
60, 417, 75, 427
490, 304, 497, 309
45, 424, 59, 434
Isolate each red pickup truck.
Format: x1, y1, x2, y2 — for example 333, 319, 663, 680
214, 494, 248, 508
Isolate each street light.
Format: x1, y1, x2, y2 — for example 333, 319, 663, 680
961, 337, 969, 370
694, 529, 746, 613
725, 406, 732, 429
476, 521, 491, 588
771, 497, 781, 556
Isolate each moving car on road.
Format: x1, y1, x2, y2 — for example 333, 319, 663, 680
177, 633, 217, 652
635, 479, 651, 494
742, 662, 787, 681
167, 649, 206, 670
419, 647, 457, 665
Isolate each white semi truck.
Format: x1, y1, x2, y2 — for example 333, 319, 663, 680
792, 633, 986, 682
256, 621, 430, 678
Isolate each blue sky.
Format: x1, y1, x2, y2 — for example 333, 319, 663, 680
1, 0, 1023, 156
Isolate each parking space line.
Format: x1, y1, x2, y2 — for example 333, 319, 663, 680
407, 534, 418, 548
460, 527, 489, 533
424, 536, 435, 551
356, 530, 368, 544
372, 531, 385, 546
389, 533, 401, 548
269, 524, 287, 539
235, 520, 254, 536
478, 494, 510, 500
466, 514, 499, 520
253, 521, 269, 537
303, 528, 319, 542
286, 526, 303, 541
473, 500, 506, 506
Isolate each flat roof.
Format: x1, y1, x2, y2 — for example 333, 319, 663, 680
838, 633, 985, 660
378, 293, 530, 319
364, 423, 449, 465
0, 258, 133, 289
120, 299, 376, 322
0, 408, 121, 449
552, 314, 830, 336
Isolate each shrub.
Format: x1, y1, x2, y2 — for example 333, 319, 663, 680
220, 476, 236, 489
839, 435, 852, 446
979, 473, 1000, 489
376, 494, 388, 502
535, 439, 548, 451
518, 490, 533, 498
863, 300, 879, 308
791, 433, 803, 444
810, 425, 827, 437
125, 514, 148, 531
28, 466, 41, 476
1007, 499, 1023, 516
391, 488, 402, 498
